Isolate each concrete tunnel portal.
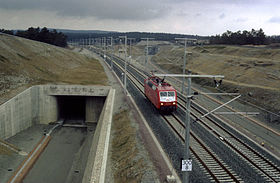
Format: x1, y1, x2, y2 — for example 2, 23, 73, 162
56, 96, 106, 123
44, 85, 110, 125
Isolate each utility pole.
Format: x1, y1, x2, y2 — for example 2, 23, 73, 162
128, 38, 135, 64
110, 37, 113, 52
141, 38, 154, 68
127, 38, 135, 57
175, 38, 197, 94
109, 37, 113, 69
184, 70, 192, 183
103, 37, 106, 59
118, 38, 121, 57
119, 36, 128, 94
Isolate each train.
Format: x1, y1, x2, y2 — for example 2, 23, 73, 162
144, 75, 177, 111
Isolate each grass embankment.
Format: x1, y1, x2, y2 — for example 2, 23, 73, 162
152, 45, 280, 112
111, 110, 148, 182
0, 34, 108, 104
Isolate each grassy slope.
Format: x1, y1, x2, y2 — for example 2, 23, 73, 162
0, 34, 108, 104
112, 110, 149, 182
152, 44, 280, 112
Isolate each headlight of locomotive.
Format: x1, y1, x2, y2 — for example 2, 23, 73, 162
161, 103, 163, 105
173, 102, 176, 105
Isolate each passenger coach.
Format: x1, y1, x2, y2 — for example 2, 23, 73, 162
144, 76, 177, 111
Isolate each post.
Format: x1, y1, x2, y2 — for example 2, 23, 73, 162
128, 38, 135, 57
182, 41, 187, 94
119, 36, 127, 94
124, 37, 127, 94
127, 38, 135, 65
146, 39, 148, 66
184, 70, 192, 183
103, 37, 106, 59
118, 39, 121, 57
141, 38, 154, 68
110, 37, 113, 52
129, 39, 132, 57
110, 37, 113, 69
175, 38, 197, 94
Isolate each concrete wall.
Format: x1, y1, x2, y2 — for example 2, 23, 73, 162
0, 85, 111, 139
0, 86, 39, 139
38, 86, 58, 125
85, 97, 106, 123
82, 88, 115, 183
0, 85, 60, 139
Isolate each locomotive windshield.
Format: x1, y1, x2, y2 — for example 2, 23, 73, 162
160, 92, 167, 97
160, 91, 176, 102
168, 91, 175, 96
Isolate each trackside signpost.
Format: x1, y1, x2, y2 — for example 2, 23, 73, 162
182, 159, 192, 171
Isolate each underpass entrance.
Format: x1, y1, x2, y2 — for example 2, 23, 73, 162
56, 95, 106, 124
57, 96, 86, 122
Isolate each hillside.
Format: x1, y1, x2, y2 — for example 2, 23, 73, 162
0, 33, 108, 104
151, 44, 280, 112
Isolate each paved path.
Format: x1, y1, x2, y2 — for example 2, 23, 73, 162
23, 126, 92, 183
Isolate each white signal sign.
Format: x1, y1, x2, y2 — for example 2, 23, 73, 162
182, 159, 192, 171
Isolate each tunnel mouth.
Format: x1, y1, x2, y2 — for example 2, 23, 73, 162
57, 96, 86, 124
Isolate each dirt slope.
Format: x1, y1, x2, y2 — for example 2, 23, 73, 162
152, 44, 280, 112
0, 33, 107, 104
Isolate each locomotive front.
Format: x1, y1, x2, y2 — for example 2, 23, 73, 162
158, 87, 177, 111
144, 76, 177, 112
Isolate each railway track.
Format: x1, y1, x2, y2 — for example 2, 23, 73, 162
162, 114, 243, 182
91, 46, 280, 182
177, 90, 280, 182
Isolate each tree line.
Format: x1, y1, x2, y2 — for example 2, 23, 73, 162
65, 31, 207, 43
65, 29, 280, 46
2, 27, 279, 46
1, 27, 67, 47
0, 29, 14, 35
209, 29, 280, 45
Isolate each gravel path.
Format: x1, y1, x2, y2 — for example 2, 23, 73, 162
23, 127, 89, 183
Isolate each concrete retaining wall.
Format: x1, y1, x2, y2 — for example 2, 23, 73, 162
38, 86, 58, 125
82, 88, 115, 183
0, 85, 60, 139
0, 86, 39, 139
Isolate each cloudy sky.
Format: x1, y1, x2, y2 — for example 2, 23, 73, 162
0, 0, 279, 36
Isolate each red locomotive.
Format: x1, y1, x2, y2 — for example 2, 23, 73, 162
144, 75, 177, 111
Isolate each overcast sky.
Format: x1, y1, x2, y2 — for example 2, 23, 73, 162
0, 0, 279, 36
